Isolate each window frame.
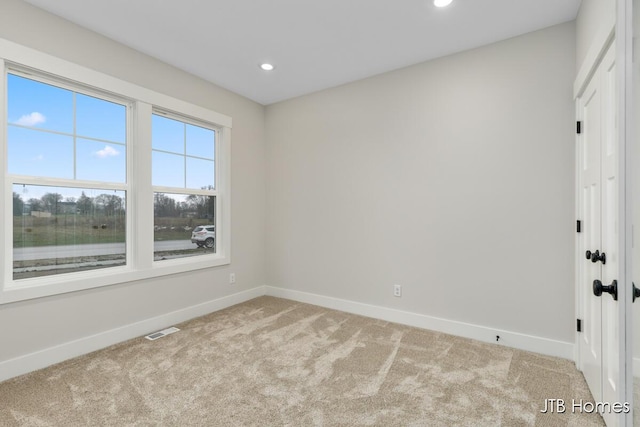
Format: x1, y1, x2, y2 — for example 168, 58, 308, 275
7, 67, 133, 285
0, 38, 232, 304
151, 109, 220, 263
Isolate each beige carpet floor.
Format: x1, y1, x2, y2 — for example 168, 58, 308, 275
0, 296, 604, 426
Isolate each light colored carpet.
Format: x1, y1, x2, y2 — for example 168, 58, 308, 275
0, 296, 604, 426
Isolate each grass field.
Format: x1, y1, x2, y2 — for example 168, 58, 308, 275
13, 215, 213, 247
12, 214, 215, 280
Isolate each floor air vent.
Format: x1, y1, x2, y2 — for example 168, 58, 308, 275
145, 326, 180, 341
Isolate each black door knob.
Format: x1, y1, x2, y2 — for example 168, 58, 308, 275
586, 250, 592, 260
593, 279, 617, 300
590, 250, 606, 264
633, 282, 640, 303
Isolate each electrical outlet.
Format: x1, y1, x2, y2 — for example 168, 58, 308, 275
230, 273, 236, 284
393, 284, 401, 297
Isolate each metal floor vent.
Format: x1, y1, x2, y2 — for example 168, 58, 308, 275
145, 326, 180, 341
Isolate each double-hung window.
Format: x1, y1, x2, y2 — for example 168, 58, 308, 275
0, 39, 231, 303
8, 71, 129, 280
152, 112, 218, 261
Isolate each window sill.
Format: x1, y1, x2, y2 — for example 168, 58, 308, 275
0, 254, 230, 304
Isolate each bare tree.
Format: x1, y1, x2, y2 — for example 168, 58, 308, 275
13, 192, 24, 216
41, 193, 63, 214
77, 192, 94, 215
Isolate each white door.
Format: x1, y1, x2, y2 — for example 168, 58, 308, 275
578, 42, 621, 426
579, 59, 603, 405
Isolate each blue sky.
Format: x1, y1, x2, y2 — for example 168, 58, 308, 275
8, 74, 215, 201
151, 114, 215, 189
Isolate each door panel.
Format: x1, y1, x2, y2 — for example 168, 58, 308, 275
580, 65, 604, 403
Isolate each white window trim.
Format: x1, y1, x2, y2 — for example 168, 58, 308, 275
0, 38, 232, 304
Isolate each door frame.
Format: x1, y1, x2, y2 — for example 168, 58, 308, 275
619, 0, 634, 426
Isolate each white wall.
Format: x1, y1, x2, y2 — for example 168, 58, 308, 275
0, 0, 265, 364
575, 0, 616, 71
265, 22, 576, 344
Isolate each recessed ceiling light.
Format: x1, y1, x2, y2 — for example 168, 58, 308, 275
260, 63, 275, 71
434, 0, 453, 7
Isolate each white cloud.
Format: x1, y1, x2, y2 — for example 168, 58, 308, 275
32, 154, 44, 161
95, 145, 120, 158
15, 112, 46, 127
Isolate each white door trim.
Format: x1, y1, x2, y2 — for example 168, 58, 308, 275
618, 0, 634, 425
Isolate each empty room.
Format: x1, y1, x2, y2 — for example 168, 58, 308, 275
0, 0, 637, 425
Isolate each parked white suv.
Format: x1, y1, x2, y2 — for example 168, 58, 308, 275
191, 225, 215, 248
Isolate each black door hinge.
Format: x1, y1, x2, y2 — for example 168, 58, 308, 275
577, 121, 582, 134
577, 319, 582, 332
577, 220, 581, 233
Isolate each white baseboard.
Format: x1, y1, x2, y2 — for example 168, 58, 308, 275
265, 286, 574, 360
0, 286, 266, 383
1, 285, 576, 383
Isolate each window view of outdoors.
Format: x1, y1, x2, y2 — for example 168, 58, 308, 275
7, 73, 220, 279
154, 193, 215, 261
152, 114, 215, 189
8, 74, 127, 182
8, 73, 128, 280
152, 113, 217, 262
13, 185, 126, 280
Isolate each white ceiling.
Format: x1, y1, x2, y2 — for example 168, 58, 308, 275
23, 0, 581, 105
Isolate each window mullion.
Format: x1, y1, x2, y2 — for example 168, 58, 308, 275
151, 185, 217, 197
133, 101, 153, 270
183, 123, 187, 188
73, 92, 77, 180
7, 175, 129, 192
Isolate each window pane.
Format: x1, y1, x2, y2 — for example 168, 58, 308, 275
154, 193, 215, 261
152, 151, 184, 187
7, 73, 128, 185
76, 139, 126, 183
8, 127, 73, 179
153, 113, 216, 191
13, 184, 126, 280
76, 93, 126, 143
7, 74, 73, 134
186, 124, 215, 159
152, 114, 184, 154
186, 157, 215, 189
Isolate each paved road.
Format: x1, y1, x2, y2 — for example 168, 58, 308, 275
14, 240, 194, 261
154, 240, 194, 251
